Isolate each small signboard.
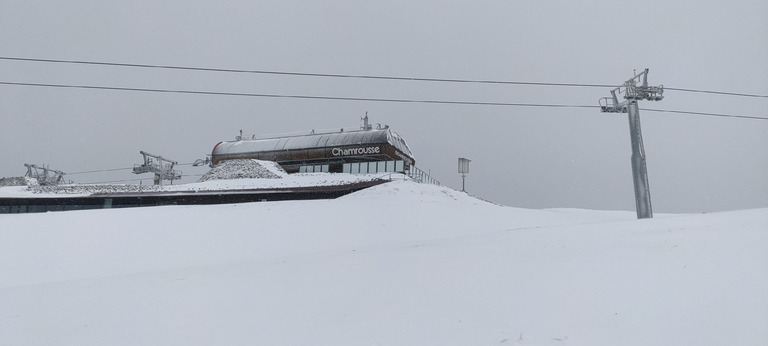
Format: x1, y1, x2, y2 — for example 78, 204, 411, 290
458, 157, 471, 174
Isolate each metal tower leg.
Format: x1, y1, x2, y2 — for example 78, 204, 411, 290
627, 101, 653, 219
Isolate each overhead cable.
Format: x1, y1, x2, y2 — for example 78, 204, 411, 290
4, 56, 768, 100
663, 87, 768, 99
639, 108, 768, 121
0, 80, 601, 109
0, 56, 656, 88
0, 56, 615, 88
3, 56, 768, 98
1, 80, 765, 121
67, 167, 134, 175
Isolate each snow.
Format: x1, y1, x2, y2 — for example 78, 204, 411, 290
0, 160, 392, 197
0, 176, 26, 187
198, 159, 287, 181
0, 180, 766, 345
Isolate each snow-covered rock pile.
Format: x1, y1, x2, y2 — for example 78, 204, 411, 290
31, 184, 162, 195
0, 176, 27, 187
198, 159, 287, 182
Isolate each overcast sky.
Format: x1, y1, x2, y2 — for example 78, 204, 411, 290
1, 0, 766, 213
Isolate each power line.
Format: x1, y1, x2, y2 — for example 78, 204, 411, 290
1, 80, 765, 121
3, 56, 767, 98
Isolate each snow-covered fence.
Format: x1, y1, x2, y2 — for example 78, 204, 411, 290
406, 166, 440, 186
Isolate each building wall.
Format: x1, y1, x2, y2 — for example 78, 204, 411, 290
212, 142, 414, 173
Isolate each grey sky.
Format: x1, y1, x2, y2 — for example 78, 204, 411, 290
1, 0, 766, 213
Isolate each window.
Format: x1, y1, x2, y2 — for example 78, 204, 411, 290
28, 205, 46, 213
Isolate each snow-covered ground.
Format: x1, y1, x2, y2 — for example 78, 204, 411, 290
0, 180, 766, 345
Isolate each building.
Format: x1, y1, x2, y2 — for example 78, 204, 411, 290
211, 119, 415, 174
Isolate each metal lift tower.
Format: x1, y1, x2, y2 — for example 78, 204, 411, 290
600, 68, 664, 219
24, 164, 65, 185
132, 151, 182, 185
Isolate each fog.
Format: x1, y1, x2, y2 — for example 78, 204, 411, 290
1, 0, 766, 212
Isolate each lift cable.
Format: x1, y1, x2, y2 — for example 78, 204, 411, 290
640, 108, 768, 121
0, 56, 615, 88
67, 167, 134, 175
84, 173, 206, 184
663, 87, 768, 99
3, 56, 767, 98
67, 162, 199, 175
86, 178, 145, 184
0, 80, 601, 108
0, 81, 765, 121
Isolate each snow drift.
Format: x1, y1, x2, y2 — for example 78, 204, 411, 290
0, 180, 766, 345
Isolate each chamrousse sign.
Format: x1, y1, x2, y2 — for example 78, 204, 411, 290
331, 146, 381, 156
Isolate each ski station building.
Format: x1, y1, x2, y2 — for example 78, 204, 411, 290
211, 117, 419, 176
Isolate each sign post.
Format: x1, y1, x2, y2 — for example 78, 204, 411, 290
458, 157, 471, 192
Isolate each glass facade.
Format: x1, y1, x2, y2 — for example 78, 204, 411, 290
299, 164, 330, 173
342, 160, 406, 174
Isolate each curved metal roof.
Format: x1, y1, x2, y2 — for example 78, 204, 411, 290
213, 128, 414, 159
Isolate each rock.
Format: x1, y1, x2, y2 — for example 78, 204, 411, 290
198, 159, 286, 182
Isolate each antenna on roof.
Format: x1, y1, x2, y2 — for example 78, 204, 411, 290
361, 112, 372, 130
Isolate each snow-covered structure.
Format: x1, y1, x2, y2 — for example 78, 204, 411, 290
211, 126, 415, 174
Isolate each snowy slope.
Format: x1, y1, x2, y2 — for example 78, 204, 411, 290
0, 181, 766, 345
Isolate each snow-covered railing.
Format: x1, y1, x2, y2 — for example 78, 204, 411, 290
406, 166, 440, 186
